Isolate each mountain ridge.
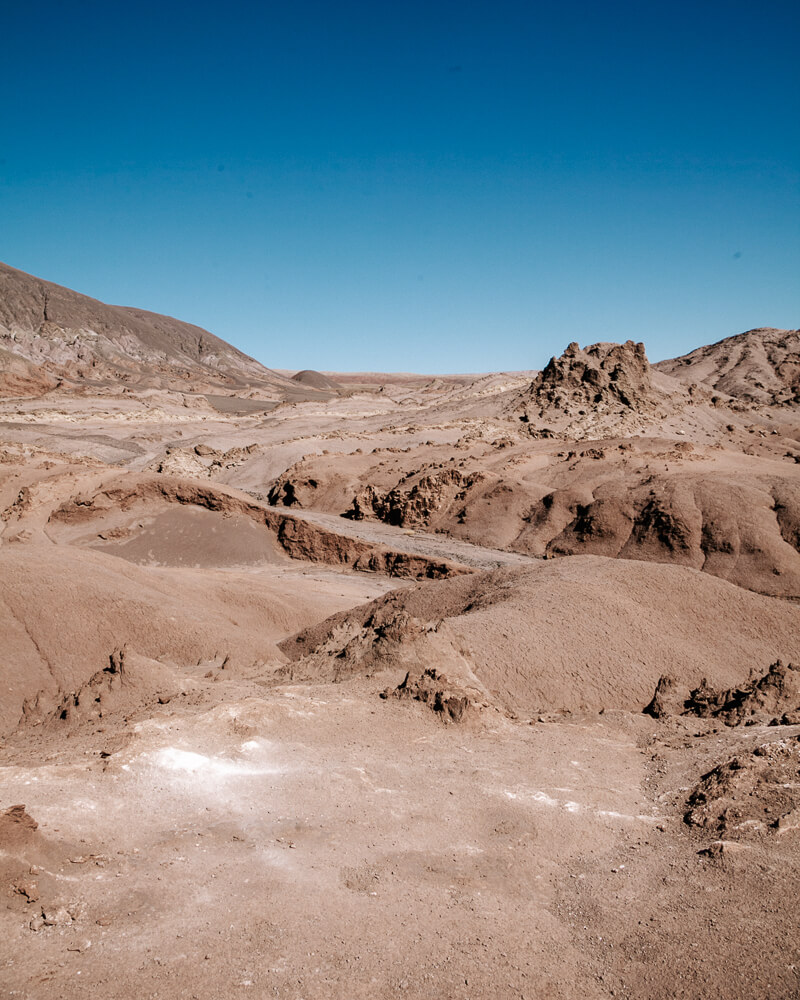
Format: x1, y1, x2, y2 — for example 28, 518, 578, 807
0, 261, 293, 394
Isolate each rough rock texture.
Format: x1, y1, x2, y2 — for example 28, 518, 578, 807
345, 469, 485, 528
646, 661, 800, 725
44, 474, 467, 580
657, 327, 800, 406
0, 345, 59, 397
0, 261, 295, 392
510, 340, 673, 438
381, 667, 491, 723
276, 609, 470, 686
536, 473, 800, 598
22, 647, 183, 730
643, 675, 690, 719
272, 455, 800, 597
281, 556, 800, 717
685, 737, 800, 837
684, 661, 800, 726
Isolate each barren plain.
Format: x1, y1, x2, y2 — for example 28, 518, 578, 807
1, 261, 799, 999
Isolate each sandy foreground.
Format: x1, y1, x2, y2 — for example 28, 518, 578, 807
1, 305, 799, 998
3, 672, 798, 1000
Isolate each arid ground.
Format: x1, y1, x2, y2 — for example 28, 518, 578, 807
1, 262, 799, 999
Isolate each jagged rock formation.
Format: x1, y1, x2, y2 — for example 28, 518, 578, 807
152, 443, 259, 479
21, 647, 181, 729
267, 444, 800, 597
657, 327, 800, 406
0, 261, 294, 393
645, 661, 800, 726
41, 474, 467, 580
510, 340, 674, 438
381, 667, 492, 724
344, 469, 486, 528
685, 736, 800, 837
524, 473, 800, 598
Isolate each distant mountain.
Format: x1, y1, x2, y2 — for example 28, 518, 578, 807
292, 369, 343, 391
656, 327, 800, 405
0, 262, 295, 394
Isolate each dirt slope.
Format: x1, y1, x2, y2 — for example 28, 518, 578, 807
657, 327, 800, 405
280, 555, 800, 718
269, 439, 800, 597
0, 261, 295, 392
292, 369, 343, 390
0, 543, 284, 735
0, 537, 400, 737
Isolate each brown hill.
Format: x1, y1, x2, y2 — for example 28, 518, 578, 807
268, 439, 800, 597
291, 369, 342, 390
0, 537, 396, 737
0, 543, 292, 736
0, 262, 294, 394
279, 555, 800, 718
656, 327, 800, 405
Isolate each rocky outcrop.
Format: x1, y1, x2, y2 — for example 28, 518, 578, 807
525, 475, 800, 598
20, 647, 180, 729
645, 661, 800, 726
268, 476, 321, 508
345, 469, 485, 528
381, 667, 491, 724
511, 341, 670, 437
280, 555, 800, 718
277, 604, 493, 724
48, 474, 468, 580
272, 514, 466, 579
153, 443, 259, 479
685, 736, 800, 837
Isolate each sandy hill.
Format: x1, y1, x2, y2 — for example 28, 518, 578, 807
0, 543, 288, 735
280, 555, 800, 718
657, 327, 800, 405
0, 536, 396, 737
291, 369, 342, 391
0, 262, 296, 394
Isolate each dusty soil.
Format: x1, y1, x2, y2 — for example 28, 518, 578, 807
1, 268, 799, 998
3, 674, 799, 1000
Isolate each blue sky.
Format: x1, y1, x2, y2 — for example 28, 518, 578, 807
1, 0, 798, 372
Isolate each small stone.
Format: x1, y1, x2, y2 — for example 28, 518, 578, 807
14, 879, 39, 902
42, 906, 73, 927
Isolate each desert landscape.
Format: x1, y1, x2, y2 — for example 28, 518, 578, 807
0, 260, 799, 999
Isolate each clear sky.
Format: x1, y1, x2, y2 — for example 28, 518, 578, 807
1, 0, 798, 373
